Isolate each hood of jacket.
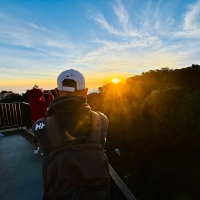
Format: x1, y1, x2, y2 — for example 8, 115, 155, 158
46, 96, 92, 141
47, 96, 91, 117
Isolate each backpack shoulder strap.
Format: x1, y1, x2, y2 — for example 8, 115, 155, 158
86, 111, 109, 146
86, 111, 101, 144
46, 115, 63, 151
97, 111, 109, 147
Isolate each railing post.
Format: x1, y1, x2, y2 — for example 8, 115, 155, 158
12, 103, 17, 127
1, 104, 6, 128
18, 103, 23, 128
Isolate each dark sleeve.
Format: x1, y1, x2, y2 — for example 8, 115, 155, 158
32, 118, 51, 156
98, 112, 109, 147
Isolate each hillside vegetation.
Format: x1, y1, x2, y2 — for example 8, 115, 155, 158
87, 64, 200, 200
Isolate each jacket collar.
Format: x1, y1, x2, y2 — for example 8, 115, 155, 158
47, 96, 90, 117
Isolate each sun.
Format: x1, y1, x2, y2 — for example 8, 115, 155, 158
112, 78, 120, 83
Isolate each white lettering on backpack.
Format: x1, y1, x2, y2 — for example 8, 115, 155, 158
35, 123, 45, 131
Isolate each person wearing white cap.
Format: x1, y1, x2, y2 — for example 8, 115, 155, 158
56, 69, 86, 93
32, 69, 110, 200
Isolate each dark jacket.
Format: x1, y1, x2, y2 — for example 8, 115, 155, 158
33, 96, 107, 155
32, 96, 109, 200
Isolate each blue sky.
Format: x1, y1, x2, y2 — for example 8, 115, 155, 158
0, 0, 200, 93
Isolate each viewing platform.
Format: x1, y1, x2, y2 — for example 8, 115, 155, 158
0, 102, 137, 200
0, 129, 43, 200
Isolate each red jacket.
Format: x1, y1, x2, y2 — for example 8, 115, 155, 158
27, 89, 54, 126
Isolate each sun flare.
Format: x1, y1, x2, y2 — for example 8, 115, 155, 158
112, 78, 120, 83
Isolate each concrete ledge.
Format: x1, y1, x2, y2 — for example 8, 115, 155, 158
0, 127, 35, 146
1, 127, 34, 136
22, 128, 34, 136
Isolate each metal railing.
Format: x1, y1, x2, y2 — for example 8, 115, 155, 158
0, 102, 31, 130
109, 164, 137, 199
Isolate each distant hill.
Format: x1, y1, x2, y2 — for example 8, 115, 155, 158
125, 64, 200, 99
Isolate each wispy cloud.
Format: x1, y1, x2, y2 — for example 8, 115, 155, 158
84, 0, 200, 74
91, 13, 140, 37
184, 0, 200, 30
29, 23, 48, 31
112, 0, 129, 30
0, 13, 75, 52
90, 0, 140, 38
92, 13, 119, 35
171, 0, 200, 39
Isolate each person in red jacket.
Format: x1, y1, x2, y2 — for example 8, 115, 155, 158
27, 87, 54, 155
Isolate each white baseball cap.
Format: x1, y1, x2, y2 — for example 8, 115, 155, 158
57, 69, 86, 92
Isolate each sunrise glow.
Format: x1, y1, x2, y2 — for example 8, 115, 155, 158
0, 0, 200, 94
112, 78, 120, 83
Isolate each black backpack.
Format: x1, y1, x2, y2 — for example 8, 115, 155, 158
43, 111, 110, 200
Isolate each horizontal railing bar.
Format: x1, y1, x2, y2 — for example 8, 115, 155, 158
0, 102, 28, 104
0, 125, 18, 127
